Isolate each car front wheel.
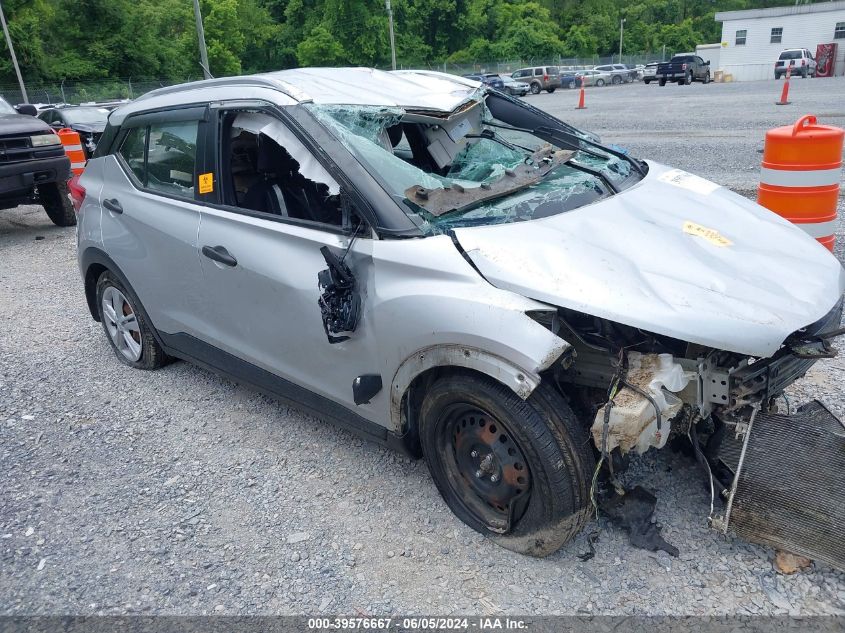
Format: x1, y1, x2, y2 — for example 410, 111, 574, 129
659, 78, 666, 86
704, 72, 711, 84
96, 271, 168, 370
39, 181, 75, 227
419, 373, 595, 557
530, 82, 540, 95
546, 87, 555, 93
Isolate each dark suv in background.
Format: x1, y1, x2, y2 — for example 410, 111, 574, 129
0, 96, 74, 226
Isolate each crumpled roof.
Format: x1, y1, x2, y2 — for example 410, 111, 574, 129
262, 68, 482, 112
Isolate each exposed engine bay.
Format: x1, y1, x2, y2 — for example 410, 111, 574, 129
546, 297, 845, 564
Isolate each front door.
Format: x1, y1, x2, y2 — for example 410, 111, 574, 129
194, 107, 382, 416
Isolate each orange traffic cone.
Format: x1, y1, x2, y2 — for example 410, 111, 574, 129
776, 65, 791, 105
576, 77, 586, 110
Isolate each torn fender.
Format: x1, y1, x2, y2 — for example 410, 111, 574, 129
390, 338, 568, 433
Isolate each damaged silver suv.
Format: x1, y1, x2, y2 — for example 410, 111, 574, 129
76, 69, 845, 564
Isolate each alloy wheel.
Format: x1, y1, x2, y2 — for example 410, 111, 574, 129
101, 286, 142, 362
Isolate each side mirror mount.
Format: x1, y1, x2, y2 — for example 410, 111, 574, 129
706, 60, 711, 65
15, 103, 37, 116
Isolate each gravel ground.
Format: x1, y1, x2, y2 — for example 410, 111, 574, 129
2, 77, 845, 617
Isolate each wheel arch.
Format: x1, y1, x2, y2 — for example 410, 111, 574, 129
390, 344, 552, 450
80, 248, 167, 350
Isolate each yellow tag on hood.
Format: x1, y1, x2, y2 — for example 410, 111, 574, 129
683, 221, 733, 247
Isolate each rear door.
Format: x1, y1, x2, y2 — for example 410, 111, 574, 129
99, 107, 208, 337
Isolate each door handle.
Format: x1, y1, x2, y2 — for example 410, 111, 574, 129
202, 245, 238, 267
103, 198, 123, 214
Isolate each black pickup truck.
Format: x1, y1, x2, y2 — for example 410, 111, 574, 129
0, 96, 74, 226
655, 54, 711, 86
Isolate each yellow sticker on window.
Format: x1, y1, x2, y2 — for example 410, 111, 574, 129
198, 172, 214, 194
683, 221, 732, 247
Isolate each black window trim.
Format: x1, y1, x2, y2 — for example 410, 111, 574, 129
835, 22, 845, 39
735, 29, 747, 45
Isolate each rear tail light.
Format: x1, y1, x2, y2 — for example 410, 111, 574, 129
68, 174, 85, 212
543, 74, 548, 81
802, 58, 806, 66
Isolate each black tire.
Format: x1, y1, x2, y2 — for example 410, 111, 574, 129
419, 373, 595, 557
595, 79, 605, 87
95, 270, 169, 370
611, 75, 622, 85
703, 72, 711, 84
684, 72, 692, 85
546, 87, 555, 93
39, 180, 75, 227
643, 79, 651, 84
658, 78, 666, 86
530, 82, 540, 95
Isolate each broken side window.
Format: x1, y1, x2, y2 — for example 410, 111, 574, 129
221, 110, 346, 227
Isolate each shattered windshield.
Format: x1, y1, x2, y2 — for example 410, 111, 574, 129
307, 95, 638, 234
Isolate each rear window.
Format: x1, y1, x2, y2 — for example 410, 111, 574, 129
545, 67, 559, 74
671, 56, 695, 62
779, 50, 802, 60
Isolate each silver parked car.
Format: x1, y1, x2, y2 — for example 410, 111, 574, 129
593, 64, 635, 84
76, 68, 845, 563
574, 69, 611, 87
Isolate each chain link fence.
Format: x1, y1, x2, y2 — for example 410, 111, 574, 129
0, 77, 204, 107
0, 55, 679, 106
401, 54, 673, 76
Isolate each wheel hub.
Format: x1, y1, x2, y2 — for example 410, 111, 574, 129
450, 408, 531, 517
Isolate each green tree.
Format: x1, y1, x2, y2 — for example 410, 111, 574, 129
297, 25, 347, 66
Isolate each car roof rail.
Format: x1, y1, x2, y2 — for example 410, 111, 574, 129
138, 75, 309, 104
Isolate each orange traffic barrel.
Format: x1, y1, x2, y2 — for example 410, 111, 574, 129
758, 115, 843, 251
57, 128, 86, 176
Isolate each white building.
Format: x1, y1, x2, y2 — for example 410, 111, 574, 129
715, 1, 845, 81
695, 43, 722, 71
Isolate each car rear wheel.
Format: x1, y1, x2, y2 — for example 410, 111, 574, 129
419, 373, 595, 557
611, 75, 622, 85
659, 78, 666, 86
546, 87, 555, 93
595, 79, 605, 87
96, 271, 168, 370
530, 82, 540, 95
39, 181, 75, 227
643, 79, 651, 84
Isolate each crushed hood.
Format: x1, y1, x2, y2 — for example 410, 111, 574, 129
453, 162, 845, 357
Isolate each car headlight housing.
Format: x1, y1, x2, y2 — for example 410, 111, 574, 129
30, 133, 61, 147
